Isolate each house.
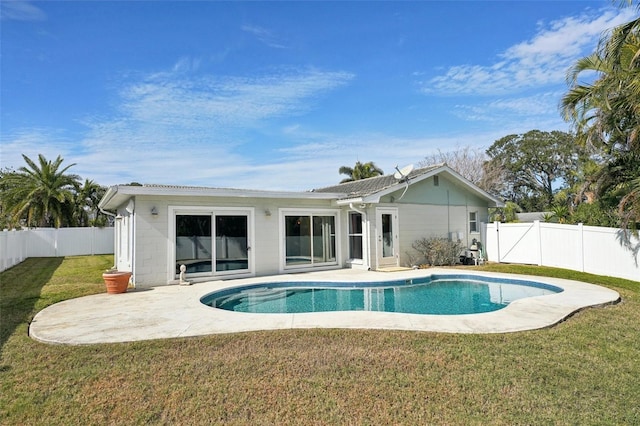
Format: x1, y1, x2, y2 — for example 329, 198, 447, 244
98, 164, 503, 288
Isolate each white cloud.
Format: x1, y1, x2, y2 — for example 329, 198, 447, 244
241, 24, 288, 49
0, 0, 46, 21
172, 57, 202, 73
422, 8, 636, 95
111, 67, 354, 133
0, 118, 559, 192
0, 129, 77, 172
68, 67, 354, 186
2, 66, 356, 188
454, 91, 567, 121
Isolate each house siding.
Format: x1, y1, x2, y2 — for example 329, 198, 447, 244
103, 168, 499, 287
378, 176, 489, 267
129, 195, 341, 288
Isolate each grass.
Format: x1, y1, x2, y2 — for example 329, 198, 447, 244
1, 256, 639, 424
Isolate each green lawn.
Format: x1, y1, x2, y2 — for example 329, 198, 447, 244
1, 256, 639, 424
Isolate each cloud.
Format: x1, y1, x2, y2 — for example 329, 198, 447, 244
111, 65, 354, 132
241, 23, 288, 49
68, 66, 354, 186
453, 91, 567, 122
267, 127, 512, 190
0, 0, 46, 21
2, 63, 356, 188
0, 116, 556, 192
0, 129, 78, 172
422, 7, 636, 95
172, 57, 202, 73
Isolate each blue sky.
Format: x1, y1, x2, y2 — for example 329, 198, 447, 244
1, 1, 637, 190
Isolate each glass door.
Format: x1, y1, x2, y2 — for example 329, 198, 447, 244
215, 215, 249, 273
175, 211, 251, 278
283, 212, 337, 269
176, 214, 213, 275
376, 208, 398, 268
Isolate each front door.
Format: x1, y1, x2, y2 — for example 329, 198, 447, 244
376, 208, 399, 269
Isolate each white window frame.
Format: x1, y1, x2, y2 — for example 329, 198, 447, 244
347, 211, 364, 263
168, 206, 255, 283
279, 208, 341, 273
469, 211, 479, 234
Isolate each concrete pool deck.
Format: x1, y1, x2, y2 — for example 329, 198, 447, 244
29, 268, 621, 345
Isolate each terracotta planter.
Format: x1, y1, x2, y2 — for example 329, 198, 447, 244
102, 271, 132, 294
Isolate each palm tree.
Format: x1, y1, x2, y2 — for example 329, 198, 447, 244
562, 30, 640, 153
72, 179, 107, 227
561, 11, 640, 230
1, 154, 80, 227
338, 161, 384, 183
619, 176, 640, 230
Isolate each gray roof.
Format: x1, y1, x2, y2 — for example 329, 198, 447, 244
312, 164, 442, 199
516, 212, 551, 222
100, 162, 504, 210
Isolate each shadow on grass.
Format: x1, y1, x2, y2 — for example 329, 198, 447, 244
0, 257, 63, 356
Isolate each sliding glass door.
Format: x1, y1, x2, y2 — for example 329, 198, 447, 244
284, 212, 337, 269
175, 210, 251, 277
176, 215, 212, 274
215, 215, 249, 272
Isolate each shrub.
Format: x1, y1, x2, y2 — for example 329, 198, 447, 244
409, 237, 464, 266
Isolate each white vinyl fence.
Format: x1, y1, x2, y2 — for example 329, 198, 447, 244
483, 221, 639, 282
0, 227, 114, 272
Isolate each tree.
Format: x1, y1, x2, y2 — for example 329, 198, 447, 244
0, 154, 80, 227
338, 161, 384, 183
419, 145, 504, 195
562, 7, 640, 230
72, 179, 108, 227
485, 130, 584, 211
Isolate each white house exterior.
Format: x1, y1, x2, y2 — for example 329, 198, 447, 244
98, 164, 503, 288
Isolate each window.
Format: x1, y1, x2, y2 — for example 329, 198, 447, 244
284, 212, 337, 268
381, 213, 394, 257
469, 211, 478, 233
348, 212, 363, 260
433, 175, 439, 186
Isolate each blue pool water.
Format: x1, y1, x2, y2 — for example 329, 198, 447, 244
200, 274, 563, 315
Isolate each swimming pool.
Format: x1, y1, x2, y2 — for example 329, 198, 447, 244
29, 269, 621, 343
200, 274, 563, 315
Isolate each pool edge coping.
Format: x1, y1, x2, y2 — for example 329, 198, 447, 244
29, 268, 622, 345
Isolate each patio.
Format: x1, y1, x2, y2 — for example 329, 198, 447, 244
29, 268, 620, 345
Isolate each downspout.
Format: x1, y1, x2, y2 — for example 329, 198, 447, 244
349, 203, 370, 270
99, 206, 118, 270
447, 190, 451, 238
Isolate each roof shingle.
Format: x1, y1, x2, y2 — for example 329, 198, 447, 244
312, 164, 442, 199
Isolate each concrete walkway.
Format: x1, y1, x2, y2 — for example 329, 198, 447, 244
29, 269, 620, 345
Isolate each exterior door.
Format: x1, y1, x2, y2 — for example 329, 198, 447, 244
174, 210, 252, 278
376, 208, 399, 269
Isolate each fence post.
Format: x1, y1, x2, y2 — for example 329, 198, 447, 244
578, 223, 585, 272
494, 221, 501, 263
534, 220, 543, 266
1, 230, 6, 272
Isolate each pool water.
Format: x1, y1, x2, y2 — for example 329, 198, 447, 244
201, 275, 562, 315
